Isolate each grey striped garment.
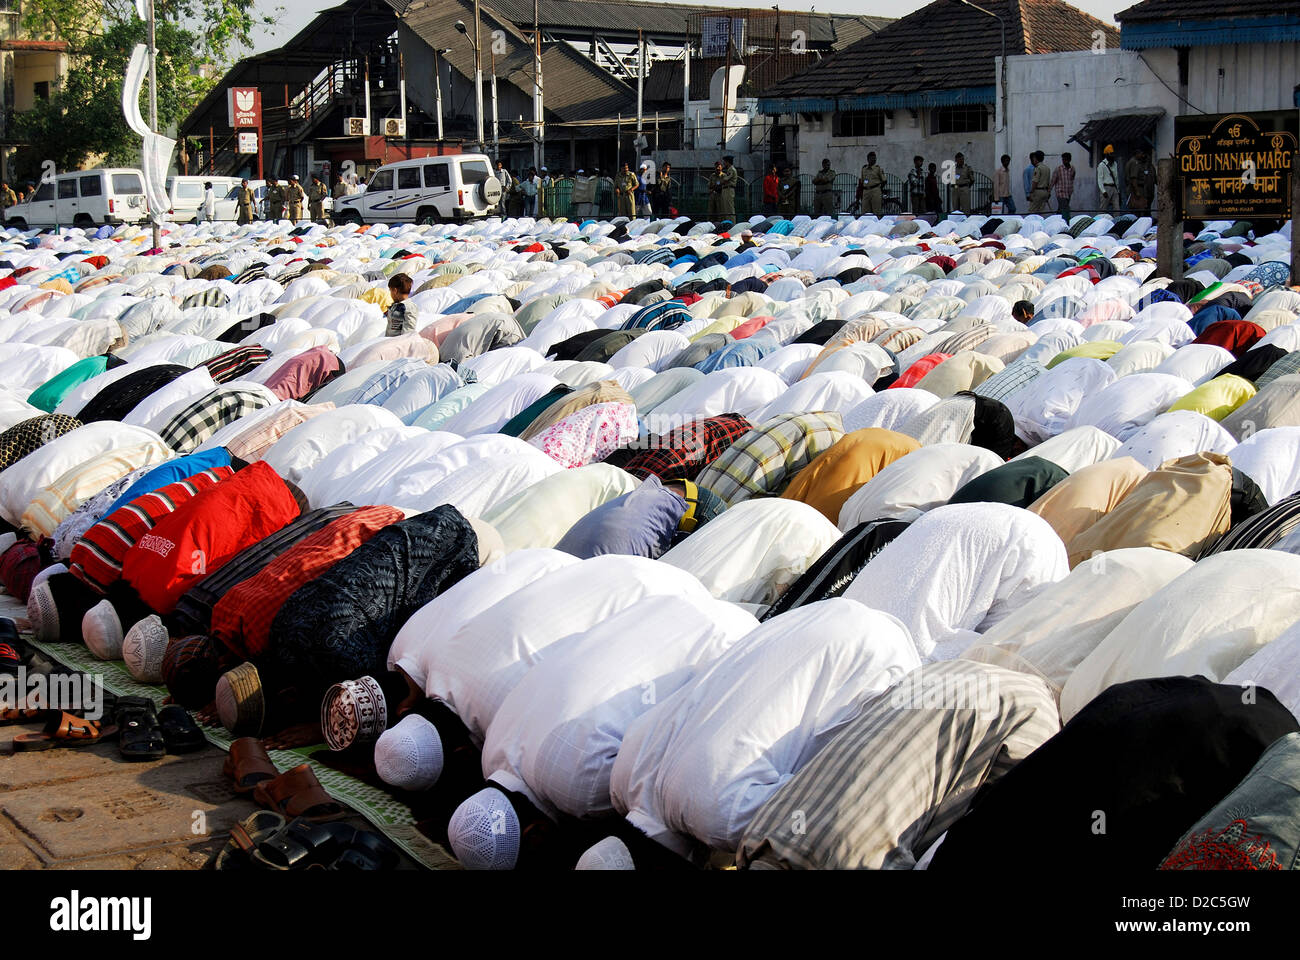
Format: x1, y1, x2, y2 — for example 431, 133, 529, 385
736, 660, 1060, 870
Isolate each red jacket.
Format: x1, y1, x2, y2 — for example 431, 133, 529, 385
763, 174, 780, 203
122, 460, 300, 615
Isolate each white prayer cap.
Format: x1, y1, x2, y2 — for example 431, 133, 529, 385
448, 787, 520, 870
374, 713, 444, 791
575, 836, 634, 870
82, 599, 124, 660
122, 615, 169, 683
0, 532, 16, 555
32, 562, 66, 591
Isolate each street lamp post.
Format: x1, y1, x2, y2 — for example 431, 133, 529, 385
955, 0, 1008, 166
455, 17, 485, 151
146, 0, 160, 250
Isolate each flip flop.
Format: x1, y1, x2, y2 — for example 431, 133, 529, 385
222, 737, 278, 794
158, 704, 205, 753
12, 711, 117, 751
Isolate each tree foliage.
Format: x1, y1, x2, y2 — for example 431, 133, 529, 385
11, 0, 277, 179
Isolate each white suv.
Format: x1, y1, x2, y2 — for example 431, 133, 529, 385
332, 154, 502, 224
5, 168, 149, 230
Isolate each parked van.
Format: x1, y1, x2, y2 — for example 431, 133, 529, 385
4, 168, 149, 230
332, 154, 502, 224
165, 175, 241, 222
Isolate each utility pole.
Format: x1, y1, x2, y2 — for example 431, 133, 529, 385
146, 0, 160, 250
490, 45, 498, 160
533, 0, 543, 170
474, 0, 485, 151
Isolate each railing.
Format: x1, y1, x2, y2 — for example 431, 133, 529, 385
528, 167, 996, 221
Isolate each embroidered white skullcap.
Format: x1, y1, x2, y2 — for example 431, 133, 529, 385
82, 599, 124, 660
448, 787, 520, 870
122, 615, 169, 683
575, 836, 635, 870
374, 713, 444, 791
27, 580, 58, 643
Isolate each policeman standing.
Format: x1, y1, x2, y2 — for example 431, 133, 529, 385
717, 155, 738, 220
777, 164, 800, 218
812, 158, 837, 216
308, 174, 328, 223
236, 178, 255, 225
285, 175, 305, 221
264, 177, 284, 220
858, 151, 885, 216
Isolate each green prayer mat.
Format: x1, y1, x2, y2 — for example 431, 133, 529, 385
7, 595, 455, 870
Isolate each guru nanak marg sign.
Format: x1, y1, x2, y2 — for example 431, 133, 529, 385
1175, 113, 1297, 220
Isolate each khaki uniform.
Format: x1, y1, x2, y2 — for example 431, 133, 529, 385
265, 182, 284, 220
953, 163, 974, 212
308, 180, 327, 221
1125, 156, 1154, 213
236, 186, 255, 225
2, 187, 17, 209
812, 166, 837, 216
716, 164, 738, 218
332, 180, 349, 200
285, 181, 305, 221
616, 171, 637, 218
858, 163, 885, 216
1028, 162, 1051, 213
777, 175, 801, 218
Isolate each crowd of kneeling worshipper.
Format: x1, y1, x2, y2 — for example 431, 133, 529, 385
0, 205, 1299, 871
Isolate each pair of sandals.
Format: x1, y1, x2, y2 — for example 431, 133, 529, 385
223, 737, 346, 821
11, 696, 204, 759
216, 811, 399, 870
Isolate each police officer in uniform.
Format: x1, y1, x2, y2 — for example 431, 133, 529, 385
812, 158, 837, 216
717, 155, 738, 219
264, 177, 284, 220
858, 151, 885, 216
236, 179, 255, 225
308, 174, 328, 223
285, 175, 305, 221
777, 164, 800, 218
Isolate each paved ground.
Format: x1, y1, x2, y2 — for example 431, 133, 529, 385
0, 716, 422, 870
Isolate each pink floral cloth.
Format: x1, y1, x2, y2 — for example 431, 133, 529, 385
529, 401, 639, 469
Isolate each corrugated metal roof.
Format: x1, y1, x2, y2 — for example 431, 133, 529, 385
1068, 110, 1162, 150
389, 0, 635, 122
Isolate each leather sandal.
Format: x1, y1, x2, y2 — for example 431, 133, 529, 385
12, 711, 117, 751
222, 737, 279, 794
331, 828, 400, 870
158, 704, 205, 753
252, 818, 355, 870
114, 696, 165, 762
252, 763, 346, 822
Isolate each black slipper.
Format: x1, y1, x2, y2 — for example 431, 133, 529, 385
158, 704, 205, 753
114, 696, 165, 762
331, 829, 400, 870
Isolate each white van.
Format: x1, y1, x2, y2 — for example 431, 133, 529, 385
332, 154, 502, 224
4, 168, 149, 230
165, 175, 241, 222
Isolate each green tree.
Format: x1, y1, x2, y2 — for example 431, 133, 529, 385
11, 0, 276, 178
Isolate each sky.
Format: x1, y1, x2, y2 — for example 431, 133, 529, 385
245, 0, 1127, 55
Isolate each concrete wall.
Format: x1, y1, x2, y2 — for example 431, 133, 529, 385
12, 51, 65, 113
999, 42, 1300, 213
777, 109, 996, 190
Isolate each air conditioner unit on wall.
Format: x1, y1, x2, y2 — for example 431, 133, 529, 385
345, 116, 369, 137
383, 117, 407, 138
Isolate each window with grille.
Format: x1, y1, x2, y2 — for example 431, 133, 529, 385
929, 106, 989, 134
831, 110, 884, 139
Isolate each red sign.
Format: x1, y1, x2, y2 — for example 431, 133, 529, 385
227, 87, 261, 129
